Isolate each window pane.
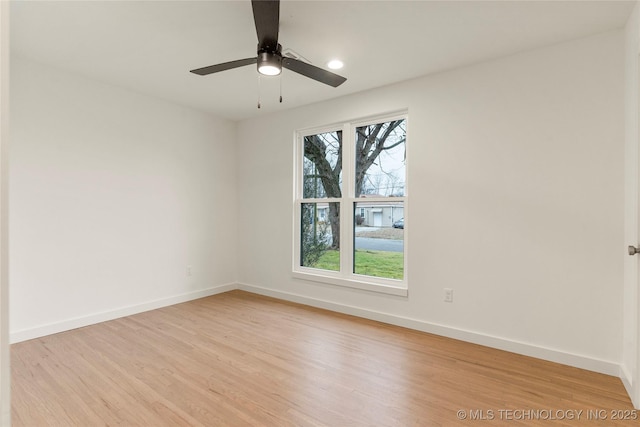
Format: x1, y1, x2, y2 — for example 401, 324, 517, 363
303, 131, 342, 199
353, 202, 404, 280
301, 202, 340, 271
355, 120, 406, 197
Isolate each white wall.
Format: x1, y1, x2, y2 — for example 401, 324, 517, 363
624, 0, 640, 408
9, 57, 238, 341
0, 2, 10, 425
236, 31, 625, 375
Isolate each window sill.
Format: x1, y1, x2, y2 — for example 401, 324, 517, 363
292, 270, 408, 297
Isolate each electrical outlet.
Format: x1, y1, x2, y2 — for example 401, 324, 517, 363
444, 288, 453, 303
187, 265, 192, 277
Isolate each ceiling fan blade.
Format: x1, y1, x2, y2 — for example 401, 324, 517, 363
282, 57, 347, 87
252, 0, 279, 50
190, 57, 257, 76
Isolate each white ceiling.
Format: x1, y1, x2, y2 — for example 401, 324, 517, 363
10, 0, 636, 121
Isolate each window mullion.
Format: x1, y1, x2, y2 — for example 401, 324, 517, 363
340, 122, 354, 277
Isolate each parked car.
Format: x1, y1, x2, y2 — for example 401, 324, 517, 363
393, 218, 404, 229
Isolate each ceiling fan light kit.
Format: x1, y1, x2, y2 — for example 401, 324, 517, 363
190, 0, 346, 104
257, 48, 282, 76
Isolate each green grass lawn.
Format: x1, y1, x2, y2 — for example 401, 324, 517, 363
314, 249, 340, 271
314, 249, 404, 280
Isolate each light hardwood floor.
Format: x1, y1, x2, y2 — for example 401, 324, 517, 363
12, 290, 635, 426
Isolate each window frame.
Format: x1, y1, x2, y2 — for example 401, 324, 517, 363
292, 111, 408, 296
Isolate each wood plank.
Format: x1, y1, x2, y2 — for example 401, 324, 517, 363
11, 290, 635, 426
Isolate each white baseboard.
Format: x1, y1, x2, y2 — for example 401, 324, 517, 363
10, 283, 237, 344
238, 282, 621, 377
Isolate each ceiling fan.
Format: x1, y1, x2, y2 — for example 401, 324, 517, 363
190, 0, 347, 88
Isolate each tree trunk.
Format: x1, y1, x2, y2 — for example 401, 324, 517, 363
304, 134, 342, 249
328, 202, 340, 249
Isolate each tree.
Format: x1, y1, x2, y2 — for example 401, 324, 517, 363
304, 131, 342, 249
300, 157, 332, 267
300, 203, 331, 267
354, 120, 406, 197
384, 171, 404, 197
304, 120, 406, 250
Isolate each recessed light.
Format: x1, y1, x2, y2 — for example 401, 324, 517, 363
327, 59, 344, 70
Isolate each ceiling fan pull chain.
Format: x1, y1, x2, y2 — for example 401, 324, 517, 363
257, 75, 262, 109
279, 75, 283, 103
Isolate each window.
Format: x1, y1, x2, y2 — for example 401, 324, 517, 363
294, 113, 407, 295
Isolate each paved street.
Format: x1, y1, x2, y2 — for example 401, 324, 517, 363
355, 237, 403, 252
